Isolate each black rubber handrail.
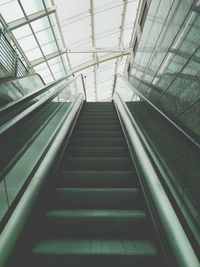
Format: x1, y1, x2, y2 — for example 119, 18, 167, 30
114, 73, 200, 149
0, 74, 86, 136
0, 74, 73, 117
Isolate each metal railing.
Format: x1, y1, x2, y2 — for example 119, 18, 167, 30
0, 29, 29, 77
113, 74, 200, 248
113, 73, 200, 149
0, 90, 84, 267
0, 74, 72, 119
113, 91, 200, 267
0, 74, 85, 236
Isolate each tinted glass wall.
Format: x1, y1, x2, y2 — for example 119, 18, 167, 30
129, 0, 200, 136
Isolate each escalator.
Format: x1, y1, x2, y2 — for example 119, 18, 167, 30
8, 102, 166, 267
0, 74, 198, 267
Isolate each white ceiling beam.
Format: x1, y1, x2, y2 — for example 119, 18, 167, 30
69, 51, 130, 74
113, 0, 128, 84
17, 0, 55, 80
7, 6, 56, 31
67, 47, 131, 53
90, 0, 98, 101
30, 49, 66, 66
42, 0, 68, 76
51, 0, 73, 72
30, 48, 131, 67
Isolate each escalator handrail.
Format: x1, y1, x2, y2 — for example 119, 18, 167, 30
114, 73, 200, 149
0, 74, 72, 116
114, 92, 200, 267
0, 93, 84, 267
0, 74, 86, 136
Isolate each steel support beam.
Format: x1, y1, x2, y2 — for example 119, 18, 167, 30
30, 49, 66, 67
69, 51, 130, 74
30, 48, 131, 67
7, 6, 56, 31
90, 0, 98, 101
113, 0, 128, 93
67, 47, 130, 53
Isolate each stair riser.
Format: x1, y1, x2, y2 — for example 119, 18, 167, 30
75, 126, 121, 131
63, 147, 129, 157
70, 138, 126, 146
44, 216, 149, 238
72, 131, 123, 138
31, 254, 158, 267
62, 157, 132, 171
57, 170, 138, 188
51, 189, 144, 209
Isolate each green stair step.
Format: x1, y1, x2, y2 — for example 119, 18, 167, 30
80, 112, 116, 116
32, 238, 158, 267
73, 130, 123, 138
51, 188, 144, 209
70, 138, 125, 146
77, 120, 120, 126
64, 146, 129, 157
44, 209, 148, 238
62, 157, 132, 170
78, 114, 117, 119
75, 125, 121, 131
58, 170, 138, 187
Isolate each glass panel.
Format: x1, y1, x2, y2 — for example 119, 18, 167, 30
12, 25, 32, 40
36, 28, 54, 46
0, 180, 8, 221
31, 17, 50, 32
114, 75, 135, 101
41, 41, 57, 55
0, 0, 24, 22
0, 74, 44, 108
26, 47, 43, 61
19, 0, 44, 15
18, 35, 38, 51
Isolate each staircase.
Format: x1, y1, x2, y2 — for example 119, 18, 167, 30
29, 102, 163, 266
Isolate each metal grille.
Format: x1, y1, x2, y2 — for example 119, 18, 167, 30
0, 30, 29, 77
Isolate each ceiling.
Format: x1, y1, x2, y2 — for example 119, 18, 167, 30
0, 0, 139, 101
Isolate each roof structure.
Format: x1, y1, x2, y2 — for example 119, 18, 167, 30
0, 0, 139, 101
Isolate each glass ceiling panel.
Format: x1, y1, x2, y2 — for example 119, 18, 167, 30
41, 42, 57, 55
0, 0, 24, 22
17, 35, 38, 51
26, 47, 43, 61
95, 4, 121, 36
19, 0, 44, 15
62, 17, 91, 47
54, 70, 65, 80
69, 53, 93, 67
12, 25, 32, 40
34, 62, 48, 72
36, 28, 55, 46
31, 17, 50, 32
48, 56, 61, 66
49, 62, 63, 73
0, 0, 138, 99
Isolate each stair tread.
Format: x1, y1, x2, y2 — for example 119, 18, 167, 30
64, 146, 128, 157
54, 188, 140, 193
33, 238, 157, 256
58, 170, 138, 188
46, 209, 146, 218
60, 170, 135, 177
